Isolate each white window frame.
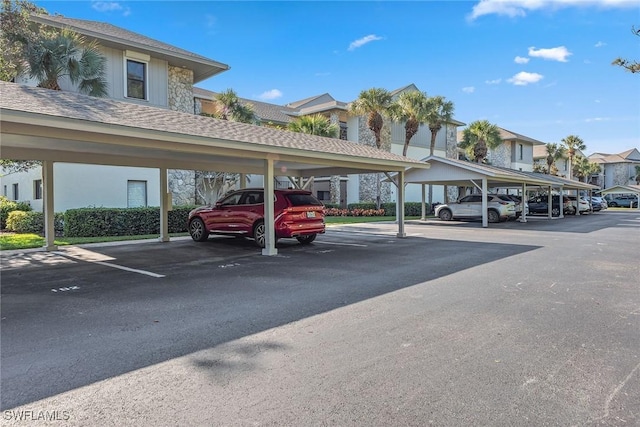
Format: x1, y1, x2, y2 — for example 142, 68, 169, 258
33, 179, 42, 200
123, 50, 150, 101
127, 180, 148, 208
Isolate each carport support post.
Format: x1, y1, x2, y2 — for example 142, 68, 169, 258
239, 174, 247, 189
159, 167, 169, 242
559, 187, 564, 218
519, 182, 527, 223
42, 160, 57, 251
396, 170, 406, 238
421, 184, 426, 221
481, 177, 488, 228
262, 157, 277, 256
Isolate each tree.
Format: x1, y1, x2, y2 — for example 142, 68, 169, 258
198, 89, 259, 204
349, 88, 393, 149
612, 25, 640, 74
425, 96, 455, 156
573, 156, 601, 183
205, 88, 259, 124
0, 0, 50, 82
635, 165, 640, 184
389, 90, 429, 156
459, 120, 503, 163
0, 160, 41, 174
287, 114, 339, 138
545, 143, 566, 175
25, 28, 108, 96
561, 134, 586, 180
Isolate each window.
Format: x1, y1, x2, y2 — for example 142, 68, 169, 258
127, 180, 147, 207
126, 59, 147, 100
33, 179, 42, 200
3, 185, 6, 197
316, 191, 330, 201
12, 183, 19, 200
519, 144, 524, 160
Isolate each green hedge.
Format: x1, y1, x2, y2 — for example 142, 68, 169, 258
63, 206, 196, 237
5, 211, 64, 235
346, 202, 426, 216
0, 196, 32, 229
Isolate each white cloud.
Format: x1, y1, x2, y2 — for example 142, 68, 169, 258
348, 35, 383, 51
462, 86, 475, 93
528, 46, 572, 62
258, 89, 283, 101
514, 56, 530, 64
92, 1, 130, 15
468, 0, 637, 21
485, 78, 502, 85
585, 117, 610, 122
507, 71, 544, 86
315, 72, 331, 77
205, 14, 217, 29
594, 41, 606, 47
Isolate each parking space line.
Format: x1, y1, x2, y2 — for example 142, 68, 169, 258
315, 241, 367, 247
94, 261, 165, 278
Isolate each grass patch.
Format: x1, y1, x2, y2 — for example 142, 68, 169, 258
0, 233, 189, 251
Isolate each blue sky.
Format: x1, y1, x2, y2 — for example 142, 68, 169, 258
35, 0, 640, 156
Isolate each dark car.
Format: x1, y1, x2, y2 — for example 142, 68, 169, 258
528, 194, 575, 217
188, 188, 325, 247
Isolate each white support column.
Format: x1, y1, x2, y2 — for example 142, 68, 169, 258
421, 184, 426, 221
262, 157, 277, 256
396, 170, 406, 238
159, 168, 170, 242
42, 161, 57, 251
482, 177, 488, 228
559, 187, 565, 218
519, 182, 528, 223
547, 187, 553, 219
239, 174, 247, 189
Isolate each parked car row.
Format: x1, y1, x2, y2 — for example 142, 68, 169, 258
605, 195, 639, 208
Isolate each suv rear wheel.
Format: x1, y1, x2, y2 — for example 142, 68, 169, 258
253, 221, 266, 248
487, 210, 500, 223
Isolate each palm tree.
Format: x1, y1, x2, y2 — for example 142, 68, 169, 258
425, 96, 455, 156
459, 120, 503, 163
561, 135, 586, 180
573, 156, 601, 183
288, 114, 339, 138
207, 88, 259, 124
545, 143, 566, 175
388, 90, 429, 156
349, 88, 393, 149
26, 28, 108, 96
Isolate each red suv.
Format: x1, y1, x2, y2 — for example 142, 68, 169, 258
188, 188, 325, 247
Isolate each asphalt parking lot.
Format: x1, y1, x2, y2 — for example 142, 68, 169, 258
1, 210, 639, 426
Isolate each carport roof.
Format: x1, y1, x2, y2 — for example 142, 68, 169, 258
0, 82, 429, 176
400, 156, 599, 191
599, 184, 640, 195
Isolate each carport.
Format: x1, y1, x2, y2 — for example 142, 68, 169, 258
0, 82, 429, 255
599, 185, 640, 210
397, 156, 598, 227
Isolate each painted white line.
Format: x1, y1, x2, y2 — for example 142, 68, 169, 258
94, 261, 165, 278
315, 241, 367, 247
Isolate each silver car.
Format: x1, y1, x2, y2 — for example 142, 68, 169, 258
436, 194, 516, 223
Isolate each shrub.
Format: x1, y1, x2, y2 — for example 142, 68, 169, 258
0, 196, 32, 229
63, 206, 196, 237
346, 202, 427, 216
5, 210, 64, 235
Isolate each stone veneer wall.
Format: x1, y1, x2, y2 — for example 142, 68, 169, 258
489, 143, 511, 168
358, 117, 392, 204
445, 125, 460, 202
168, 65, 196, 205
611, 164, 633, 186
329, 112, 341, 205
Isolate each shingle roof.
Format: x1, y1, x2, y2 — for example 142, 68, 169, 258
31, 14, 229, 82
0, 82, 426, 166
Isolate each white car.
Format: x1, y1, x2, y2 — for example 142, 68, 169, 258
567, 196, 591, 214
435, 194, 516, 223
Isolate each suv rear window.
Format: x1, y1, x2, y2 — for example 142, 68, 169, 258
285, 193, 323, 207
